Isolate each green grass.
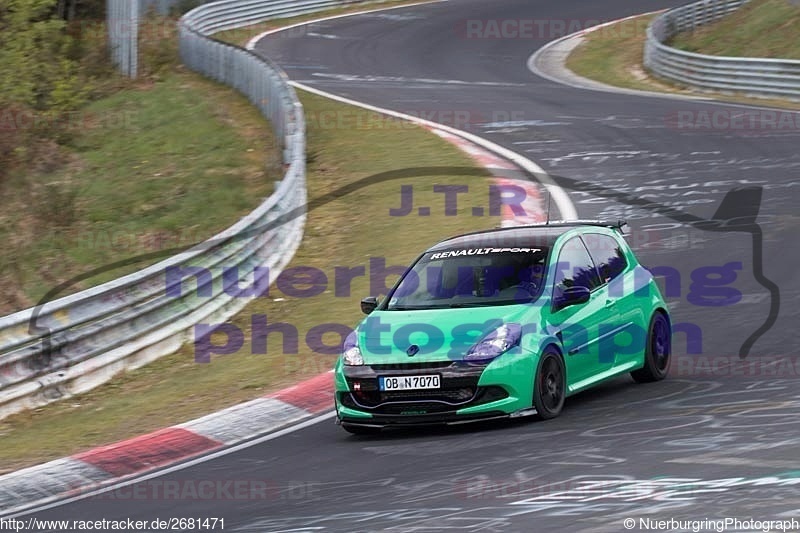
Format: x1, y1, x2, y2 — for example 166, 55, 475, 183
670, 0, 800, 59
565, 15, 660, 92
566, 10, 800, 109
0, 90, 497, 473
0, 71, 280, 313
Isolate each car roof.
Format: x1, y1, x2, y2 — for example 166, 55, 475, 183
427, 221, 624, 252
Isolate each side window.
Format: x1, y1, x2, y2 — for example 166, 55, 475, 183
582, 233, 628, 284
554, 237, 601, 290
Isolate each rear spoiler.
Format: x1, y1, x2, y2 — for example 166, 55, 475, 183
519, 219, 629, 232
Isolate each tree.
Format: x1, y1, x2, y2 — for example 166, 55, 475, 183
0, 0, 79, 108
0, 0, 88, 175
55, 0, 104, 21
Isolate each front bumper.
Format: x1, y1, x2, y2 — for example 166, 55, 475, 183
337, 410, 513, 429
335, 353, 535, 427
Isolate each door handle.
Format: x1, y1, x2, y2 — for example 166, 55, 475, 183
605, 299, 616, 308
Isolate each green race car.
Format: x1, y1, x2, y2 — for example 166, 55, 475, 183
335, 221, 671, 434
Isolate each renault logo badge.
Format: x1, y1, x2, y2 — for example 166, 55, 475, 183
407, 345, 419, 356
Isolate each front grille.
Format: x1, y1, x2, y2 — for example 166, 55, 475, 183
370, 362, 455, 371
372, 402, 456, 415
356, 387, 476, 405
341, 360, 503, 417
345, 372, 479, 394
475, 386, 509, 405
339, 386, 508, 415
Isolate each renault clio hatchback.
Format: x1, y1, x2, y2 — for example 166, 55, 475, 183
334, 221, 671, 434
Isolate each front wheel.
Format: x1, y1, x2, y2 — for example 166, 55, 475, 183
631, 312, 671, 383
533, 348, 566, 420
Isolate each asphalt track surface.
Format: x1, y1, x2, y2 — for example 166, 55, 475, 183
25, 1, 800, 531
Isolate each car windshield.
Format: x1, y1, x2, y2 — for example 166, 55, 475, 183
385, 246, 550, 310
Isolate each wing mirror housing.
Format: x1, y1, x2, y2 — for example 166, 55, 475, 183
554, 286, 590, 311
360, 296, 378, 314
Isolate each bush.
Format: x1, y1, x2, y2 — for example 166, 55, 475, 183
138, 13, 180, 77
0, 1, 77, 109
33, 180, 80, 228
0, 1, 120, 174
0, 118, 21, 182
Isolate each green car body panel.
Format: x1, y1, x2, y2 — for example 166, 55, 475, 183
334, 222, 671, 430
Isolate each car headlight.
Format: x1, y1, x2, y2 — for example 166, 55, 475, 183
342, 331, 364, 366
465, 323, 522, 362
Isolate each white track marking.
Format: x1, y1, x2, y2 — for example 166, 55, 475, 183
309, 72, 525, 87
4, 3, 576, 519
289, 81, 578, 220
245, 1, 447, 50
3, 412, 336, 518
527, 11, 800, 114
247, 1, 578, 220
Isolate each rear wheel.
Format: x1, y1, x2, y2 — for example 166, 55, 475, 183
631, 312, 671, 383
533, 348, 566, 420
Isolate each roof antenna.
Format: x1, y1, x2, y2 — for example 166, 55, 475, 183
545, 190, 552, 225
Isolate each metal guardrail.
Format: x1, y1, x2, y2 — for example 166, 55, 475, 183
644, 0, 800, 99
0, 0, 397, 419
108, 0, 376, 78
107, 0, 140, 78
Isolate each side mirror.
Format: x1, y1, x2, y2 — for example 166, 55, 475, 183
360, 296, 378, 315
554, 286, 590, 311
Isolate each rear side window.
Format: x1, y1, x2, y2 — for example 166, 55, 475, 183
555, 237, 601, 290
582, 233, 628, 284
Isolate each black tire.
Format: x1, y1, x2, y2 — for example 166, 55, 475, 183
342, 423, 382, 435
533, 348, 566, 420
631, 312, 671, 383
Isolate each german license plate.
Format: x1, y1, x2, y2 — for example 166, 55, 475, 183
379, 375, 440, 391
